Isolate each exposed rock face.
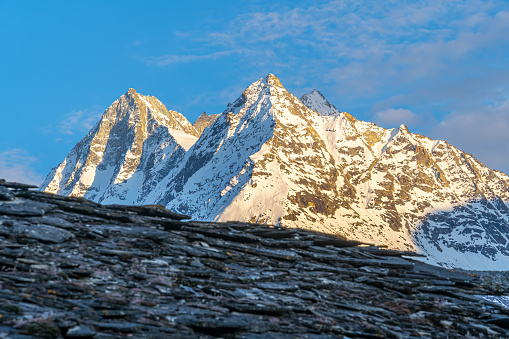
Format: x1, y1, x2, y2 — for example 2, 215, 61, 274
2, 180, 509, 338
41, 75, 509, 270
193, 112, 220, 135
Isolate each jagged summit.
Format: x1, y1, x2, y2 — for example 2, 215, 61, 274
399, 124, 410, 133
119, 89, 200, 138
235, 74, 287, 104
300, 89, 341, 116
42, 74, 509, 271
265, 73, 284, 87
193, 112, 220, 136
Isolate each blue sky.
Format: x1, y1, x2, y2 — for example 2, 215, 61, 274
1, 0, 509, 184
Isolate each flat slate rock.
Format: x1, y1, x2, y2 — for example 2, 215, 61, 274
13, 224, 74, 243
0, 180, 508, 338
0, 204, 45, 216
105, 204, 192, 220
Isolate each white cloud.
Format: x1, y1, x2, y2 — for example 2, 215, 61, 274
0, 149, 44, 185
145, 1, 509, 96
327, 7, 509, 105
42, 109, 102, 137
373, 108, 420, 128
430, 101, 509, 172
58, 109, 101, 135
145, 50, 245, 66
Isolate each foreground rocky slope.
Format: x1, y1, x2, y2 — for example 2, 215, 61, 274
40, 74, 509, 270
2, 180, 509, 338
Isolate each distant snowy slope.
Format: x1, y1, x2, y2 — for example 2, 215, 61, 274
300, 89, 341, 116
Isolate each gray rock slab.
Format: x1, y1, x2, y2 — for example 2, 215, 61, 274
0, 204, 45, 216
13, 224, 74, 243
25, 216, 77, 230
0, 181, 38, 190
65, 325, 96, 338
96, 322, 140, 332
0, 186, 14, 201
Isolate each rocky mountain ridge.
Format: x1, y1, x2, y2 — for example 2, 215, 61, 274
41, 74, 509, 271
193, 112, 221, 135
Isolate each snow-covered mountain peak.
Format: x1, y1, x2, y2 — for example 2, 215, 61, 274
300, 89, 341, 116
40, 89, 199, 201
241, 74, 283, 96
237, 74, 288, 103
222, 74, 314, 128
122, 89, 199, 139
42, 74, 509, 271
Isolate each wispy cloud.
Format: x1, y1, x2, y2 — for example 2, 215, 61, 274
159, 1, 509, 99
0, 149, 44, 185
142, 0, 509, 171
430, 101, 509, 172
44, 109, 102, 137
145, 50, 246, 66
374, 108, 420, 129
322, 5, 509, 104
60, 110, 102, 135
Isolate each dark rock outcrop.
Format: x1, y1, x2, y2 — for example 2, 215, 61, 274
1, 179, 509, 338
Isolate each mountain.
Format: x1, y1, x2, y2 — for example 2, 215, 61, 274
41, 88, 199, 203
41, 75, 509, 271
300, 89, 341, 116
193, 112, 220, 135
